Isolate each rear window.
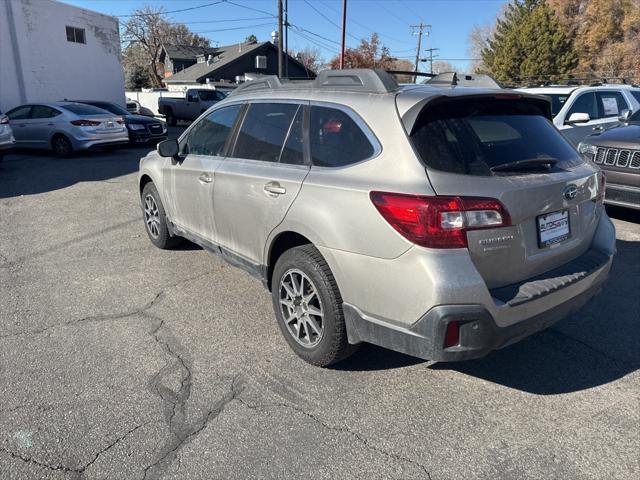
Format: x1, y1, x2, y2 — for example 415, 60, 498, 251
60, 103, 109, 116
410, 99, 582, 176
544, 93, 571, 116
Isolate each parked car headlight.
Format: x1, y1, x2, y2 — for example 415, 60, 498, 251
577, 142, 597, 160
128, 124, 146, 131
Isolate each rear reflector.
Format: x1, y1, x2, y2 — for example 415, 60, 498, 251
70, 119, 101, 126
444, 321, 460, 348
370, 192, 511, 249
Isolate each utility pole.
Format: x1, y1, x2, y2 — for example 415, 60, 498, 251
339, 0, 347, 69
411, 22, 431, 82
277, 0, 284, 78
425, 47, 440, 74
284, 0, 289, 77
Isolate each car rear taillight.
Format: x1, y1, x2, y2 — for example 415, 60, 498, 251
0, 116, 8, 125
444, 321, 460, 348
369, 192, 511, 249
70, 119, 101, 126
596, 171, 606, 204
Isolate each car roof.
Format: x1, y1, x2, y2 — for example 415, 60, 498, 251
518, 84, 640, 95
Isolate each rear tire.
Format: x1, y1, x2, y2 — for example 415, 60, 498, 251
272, 245, 359, 367
141, 182, 182, 249
165, 109, 177, 127
51, 134, 73, 157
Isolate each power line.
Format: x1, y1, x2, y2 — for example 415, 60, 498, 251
118, 1, 224, 17
224, 0, 275, 17
374, 0, 412, 25
168, 16, 274, 26
303, 0, 359, 42
290, 23, 342, 46
193, 22, 274, 34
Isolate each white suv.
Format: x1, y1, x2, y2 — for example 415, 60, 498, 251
517, 84, 640, 145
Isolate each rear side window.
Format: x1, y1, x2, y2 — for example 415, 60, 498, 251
233, 103, 299, 162
280, 106, 305, 165
410, 99, 582, 176
31, 106, 61, 119
309, 106, 374, 167
181, 104, 241, 156
61, 103, 108, 116
597, 91, 628, 117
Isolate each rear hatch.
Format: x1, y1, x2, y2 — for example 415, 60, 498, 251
403, 93, 602, 289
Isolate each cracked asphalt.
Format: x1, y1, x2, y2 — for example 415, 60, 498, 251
1, 129, 639, 479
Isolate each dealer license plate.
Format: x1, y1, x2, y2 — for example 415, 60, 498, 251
537, 210, 570, 248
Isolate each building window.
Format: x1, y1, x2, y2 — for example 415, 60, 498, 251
66, 26, 86, 44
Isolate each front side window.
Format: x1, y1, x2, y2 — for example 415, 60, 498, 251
232, 103, 299, 162
181, 104, 241, 156
567, 92, 598, 120
66, 26, 85, 44
597, 91, 629, 117
6, 106, 32, 120
410, 98, 582, 176
31, 106, 61, 119
309, 106, 374, 167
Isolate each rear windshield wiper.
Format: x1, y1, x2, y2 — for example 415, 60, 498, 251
490, 158, 558, 173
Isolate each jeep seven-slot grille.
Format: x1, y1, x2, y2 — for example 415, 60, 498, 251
593, 146, 640, 170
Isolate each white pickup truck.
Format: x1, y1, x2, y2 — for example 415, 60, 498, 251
157, 89, 229, 126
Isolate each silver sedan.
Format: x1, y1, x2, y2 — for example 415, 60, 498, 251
5, 102, 129, 156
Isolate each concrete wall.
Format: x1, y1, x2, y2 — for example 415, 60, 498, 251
0, 0, 125, 112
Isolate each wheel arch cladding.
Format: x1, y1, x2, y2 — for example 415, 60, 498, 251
139, 174, 153, 195
266, 231, 312, 291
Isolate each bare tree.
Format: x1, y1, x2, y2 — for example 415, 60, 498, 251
122, 5, 210, 88
432, 60, 455, 74
289, 47, 324, 74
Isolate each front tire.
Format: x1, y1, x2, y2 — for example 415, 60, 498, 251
141, 182, 182, 249
272, 245, 358, 367
51, 134, 73, 157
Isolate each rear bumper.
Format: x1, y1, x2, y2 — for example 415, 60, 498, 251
344, 254, 611, 362
69, 131, 129, 150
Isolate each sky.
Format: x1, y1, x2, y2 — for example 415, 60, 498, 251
61, 0, 506, 71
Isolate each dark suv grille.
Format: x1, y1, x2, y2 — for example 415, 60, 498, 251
594, 147, 640, 170
148, 124, 163, 135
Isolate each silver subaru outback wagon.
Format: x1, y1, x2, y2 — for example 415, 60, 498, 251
138, 70, 615, 367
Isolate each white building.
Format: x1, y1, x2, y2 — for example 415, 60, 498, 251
0, 0, 125, 112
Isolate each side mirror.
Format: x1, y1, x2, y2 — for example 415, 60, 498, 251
157, 139, 179, 158
566, 112, 590, 124
619, 109, 632, 122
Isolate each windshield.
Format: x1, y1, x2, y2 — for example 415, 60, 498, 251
543, 93, 571, 117
88, 102, 129, 116
410, 98, 582, 176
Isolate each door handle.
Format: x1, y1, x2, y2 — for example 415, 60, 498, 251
592, 125, 604, 131
198, 172, 213, 184
264, 182, 286, 195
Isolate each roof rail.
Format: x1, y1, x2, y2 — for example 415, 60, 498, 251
423, 72, 503, 89
229, 69, 399, 96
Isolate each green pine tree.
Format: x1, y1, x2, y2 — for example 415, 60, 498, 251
482, 0, 577, 84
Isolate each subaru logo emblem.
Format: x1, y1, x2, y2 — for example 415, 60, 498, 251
564, 184, 578, 200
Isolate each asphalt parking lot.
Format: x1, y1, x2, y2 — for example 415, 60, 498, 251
1, 131, 639, 480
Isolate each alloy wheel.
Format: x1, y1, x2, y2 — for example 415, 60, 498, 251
144, 194, 161, 238
279, 268, 325, 348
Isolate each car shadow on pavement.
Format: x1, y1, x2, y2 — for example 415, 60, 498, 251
0, 127, 186, 199
339, 238, 639, 395
0, 147, 147, 198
